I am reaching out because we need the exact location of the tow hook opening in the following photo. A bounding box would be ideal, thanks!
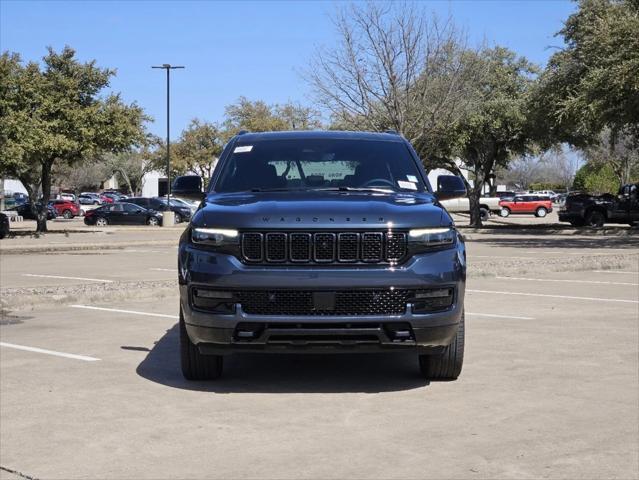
[383,323,415,342]
[234,322,264,341]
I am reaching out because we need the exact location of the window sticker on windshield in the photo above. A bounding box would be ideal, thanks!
[406,175,418,183]
[234,145,253,153]
[397,180,417,190]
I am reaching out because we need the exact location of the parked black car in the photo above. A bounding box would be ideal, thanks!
[83,202,163,226]
[175,130,467,381]
[0,213,9,239]
[558,184,639,227]
[127,197,192,223]
[14,203,57,220]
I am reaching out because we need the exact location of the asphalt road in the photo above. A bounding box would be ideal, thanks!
[1,228,638,479]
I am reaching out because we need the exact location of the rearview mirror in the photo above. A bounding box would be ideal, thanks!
[172,175,204,201]
[435,175,466,201]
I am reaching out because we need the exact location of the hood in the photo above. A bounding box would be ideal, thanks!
[192,191,449,230]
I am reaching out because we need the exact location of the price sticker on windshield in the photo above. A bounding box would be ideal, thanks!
[397,180,417,190]
[234,145,253,153]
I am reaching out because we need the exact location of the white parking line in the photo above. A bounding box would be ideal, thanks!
[472,255,532,260]
[22,274,113,283]
[0,342,100,362]
[496,276,638,286]
[149,268,177,272]
[70,305,178,319]
[466,312,534,320]
[593,270,639,275]
[467,289,638,304]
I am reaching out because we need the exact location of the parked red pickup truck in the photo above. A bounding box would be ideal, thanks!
[499,195,553,218]
[49,199,82,219]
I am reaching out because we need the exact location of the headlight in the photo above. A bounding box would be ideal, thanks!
[191,227,239,247]
[408,227,456,249]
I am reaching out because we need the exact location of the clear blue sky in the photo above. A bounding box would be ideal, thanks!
[1,0,576,138]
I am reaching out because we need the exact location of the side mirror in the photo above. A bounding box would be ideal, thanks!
[172,175,204,201]
[435,175,466,201]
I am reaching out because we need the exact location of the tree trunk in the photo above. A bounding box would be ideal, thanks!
[467,165,486,228]
[37,162,53,233]
[468,185,483,228]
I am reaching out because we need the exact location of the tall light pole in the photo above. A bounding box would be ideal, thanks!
[151,64,184,206]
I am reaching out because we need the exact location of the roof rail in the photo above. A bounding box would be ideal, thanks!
[237,130,249,135]
[385,129,399,135]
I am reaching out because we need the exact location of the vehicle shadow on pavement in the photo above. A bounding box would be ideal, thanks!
[134,324,430,393]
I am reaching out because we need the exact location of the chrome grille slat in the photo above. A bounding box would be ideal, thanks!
[240,231,407,264]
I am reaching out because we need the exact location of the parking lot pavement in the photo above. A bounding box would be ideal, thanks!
[1,264,638,479]
[0,249,178,288]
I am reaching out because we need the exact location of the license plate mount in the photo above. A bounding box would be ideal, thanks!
[313,292,336,311]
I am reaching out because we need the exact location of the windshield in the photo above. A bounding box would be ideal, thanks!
[214,138,426,193]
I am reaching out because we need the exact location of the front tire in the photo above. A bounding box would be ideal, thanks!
[174,213,182,224]
[479,207,489,222]
[419,311,464,380]
[535,207,547,218]
[95,217,108,227]
[147,216,159,226]
[499,207,510,217]
[62,209,73,219]
[586,210,605,228]
[180,307,223,380]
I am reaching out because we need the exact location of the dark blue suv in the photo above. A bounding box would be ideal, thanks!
[176,131,467,380]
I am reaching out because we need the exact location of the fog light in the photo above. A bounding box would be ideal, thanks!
[192,289,236,313]
[415,288,452,299]
[412,288,454,313]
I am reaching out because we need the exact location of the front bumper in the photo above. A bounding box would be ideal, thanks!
[178,242,466,354]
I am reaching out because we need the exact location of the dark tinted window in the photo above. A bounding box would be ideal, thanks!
[129,198,150,207]
[123,203,142,212]
[215,138,425,193]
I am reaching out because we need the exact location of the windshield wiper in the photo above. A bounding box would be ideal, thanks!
[250,187,299,192]
[314,186,395,194]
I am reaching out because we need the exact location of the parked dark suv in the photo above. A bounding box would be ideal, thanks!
[176,131,467,381]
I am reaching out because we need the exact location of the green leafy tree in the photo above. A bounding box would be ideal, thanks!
[223,97,321,138]
[573,162,619,194]
[582,129,639,185]
[454,47,539,226]
[530,0,639,146]
[172,119,225,185]
[0,47,147,232]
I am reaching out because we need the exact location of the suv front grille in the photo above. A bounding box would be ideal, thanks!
[240,231,407,264]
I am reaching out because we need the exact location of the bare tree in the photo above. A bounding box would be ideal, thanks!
[502,155,542,191]
[306,2,485,165]
[538,148,582,190]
